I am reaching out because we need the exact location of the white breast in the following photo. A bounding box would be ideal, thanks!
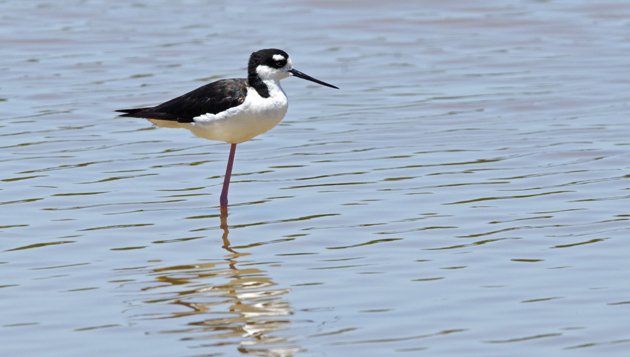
[189,80,288,144]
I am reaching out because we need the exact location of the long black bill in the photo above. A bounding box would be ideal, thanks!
[289,69,338,89]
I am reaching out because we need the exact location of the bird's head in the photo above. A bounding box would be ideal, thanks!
[248,48,338,89]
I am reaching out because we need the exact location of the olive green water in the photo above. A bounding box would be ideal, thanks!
[2,1,630,356]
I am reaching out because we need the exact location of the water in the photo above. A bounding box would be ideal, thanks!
[2,0,630,355]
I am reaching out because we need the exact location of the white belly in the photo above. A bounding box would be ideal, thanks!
[189,84,288,144]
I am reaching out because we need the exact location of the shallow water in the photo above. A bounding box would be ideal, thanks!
[2,0,630,356]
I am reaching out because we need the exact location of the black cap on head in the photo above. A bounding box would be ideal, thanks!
[249,48,289,73]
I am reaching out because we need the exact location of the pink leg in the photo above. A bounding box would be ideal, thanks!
[220,143,237,207]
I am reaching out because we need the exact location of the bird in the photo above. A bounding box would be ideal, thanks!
[116,48,338,209]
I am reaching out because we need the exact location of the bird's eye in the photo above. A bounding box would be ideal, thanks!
[274,59,286,68]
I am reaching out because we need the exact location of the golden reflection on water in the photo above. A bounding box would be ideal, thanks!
[138,209,299,356]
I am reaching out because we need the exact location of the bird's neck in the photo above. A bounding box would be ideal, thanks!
[248,74,284,99]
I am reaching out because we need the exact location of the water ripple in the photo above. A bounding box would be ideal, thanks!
[2,0,630,356]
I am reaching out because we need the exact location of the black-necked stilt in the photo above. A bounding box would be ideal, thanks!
[117,48,338,208]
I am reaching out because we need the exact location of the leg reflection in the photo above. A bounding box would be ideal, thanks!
[220,205,237,254]
[126,209,299,355]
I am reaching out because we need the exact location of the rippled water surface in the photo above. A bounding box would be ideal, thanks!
[2,0,630,356]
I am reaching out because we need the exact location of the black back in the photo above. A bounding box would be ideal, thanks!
[117,78,248,123]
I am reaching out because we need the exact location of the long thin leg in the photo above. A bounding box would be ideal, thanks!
[220,143,237,208]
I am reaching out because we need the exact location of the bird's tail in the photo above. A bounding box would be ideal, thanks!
[115,108,151,117]
[116,107,184,122]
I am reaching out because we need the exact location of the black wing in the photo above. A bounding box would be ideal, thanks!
[116,78,248,123]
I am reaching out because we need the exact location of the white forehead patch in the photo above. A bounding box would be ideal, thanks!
[272,54,286,61]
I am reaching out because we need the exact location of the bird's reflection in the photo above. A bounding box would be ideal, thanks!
[220,205,236,254]
[135,207,298,356]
